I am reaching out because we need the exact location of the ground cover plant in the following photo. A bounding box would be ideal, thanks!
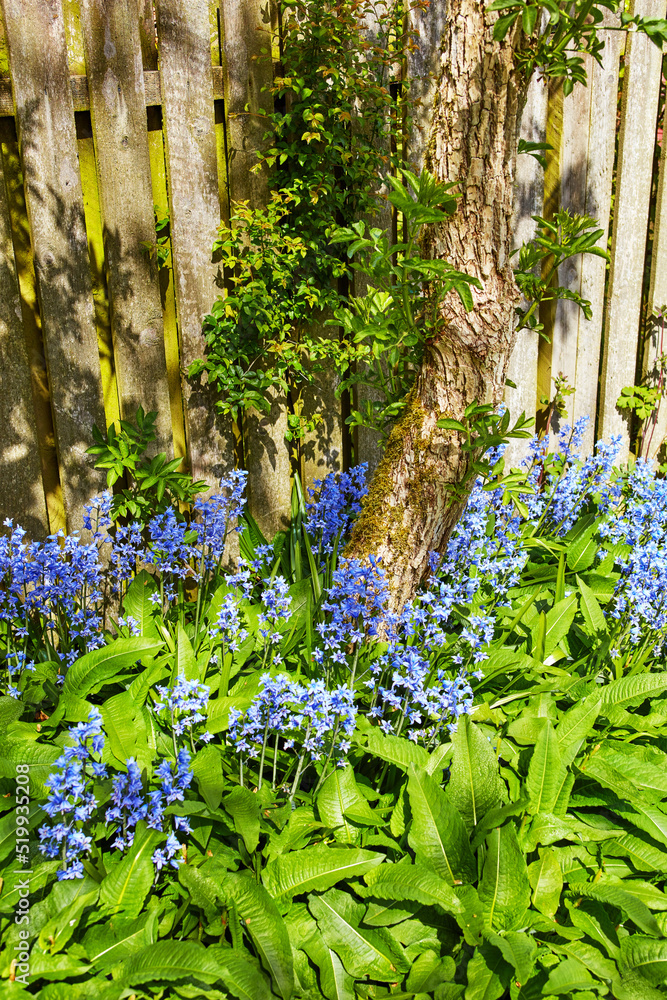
[4,420,667,997]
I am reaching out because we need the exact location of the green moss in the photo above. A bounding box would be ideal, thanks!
[345,386,432,560]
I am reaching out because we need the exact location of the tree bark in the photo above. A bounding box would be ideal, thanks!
[345,0,529,608]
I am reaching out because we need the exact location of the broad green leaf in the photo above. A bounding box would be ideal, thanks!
[120,940,271,998]
[100,690,151,770]
[223,786,261,853]
[620,936,667,987]
[612,971,665,999]
[0,696,23,727]
[122,570,160,638]
[526,721,566,814]
[179,863,223,918]
[543,595,577,657]
[83,911,157,970]
[486,931,537,985]
[64,637,163,697]
[263,844,383,898]
[406,764,475,884]
[576,576,608,636]
[363,729,429,771]
[447,715,505,832]
[308,888,408,982]
[191,744,225,811]
[556,696,600,766]
[36,877,100,954]
[527,848,563,918]
[302,934,355,1000]
[364,861,463,915]
[464,942,512,1000]
[478,824,530,931]
[206,695,253,734]
[543,957,596,995]
[600,673,667,714]
[567,883,661,936]
[177,622,199,681]
[565,898,620,958]
[99,828,163,917]
[406,950,456,993]
[567,524,599,572]
[603,833,667,874]
[317,763,376,843]
[221,873,293,1000]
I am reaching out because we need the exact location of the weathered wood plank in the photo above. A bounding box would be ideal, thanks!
[406,0,447,172]
[221,0,291,534]
[644,85,667,459]
[505,73,547,467]
[2,0,106,531]
[551,14,621,457]
[0,118,65,533]
[137,0,158,70]
[301,315,344,490]
[598,0,665,459]
[80,0,172,454]
[155,0,237,494]
[0,139,49,537]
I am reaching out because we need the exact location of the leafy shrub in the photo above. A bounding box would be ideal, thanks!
[4,422,667,996]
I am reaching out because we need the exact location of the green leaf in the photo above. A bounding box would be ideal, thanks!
[620,936,667,987]
[317,763,376,842]
[83,911,157,970]
[464,942,512,1000]
[120,941,272,998]
[100,690,151,770]
[302,934,356,1000]
[64,638,163,697]
[600,673,667,714]
[122,570,160,638]
[363,860,463,915]
[556,696,600,766]
[263,844,383,898]
[177,622,199,681]
[478,824,531,931]
[221,873,294,1000]
[99,827,163,917]
[576,576,608,635]
[447,715,505,832]
[224,786,261,853]
[191,744,225,811]
[543,957,596,995]
[406,951,456,994]
[544,595,577,657]
[567,883,661,937]
[363,729,429,771]
[308,888,408,982]
[526,721,567,815]
[527,848,563,918]
[486,931,537,985]
[406,764,476,885]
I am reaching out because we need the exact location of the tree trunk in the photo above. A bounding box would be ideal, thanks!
[345,1,529,608]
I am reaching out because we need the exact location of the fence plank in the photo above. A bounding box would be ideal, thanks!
[221,0,292,535]
[551,16,621,457]
[301,316,344,490]
[505,74,547,467]
[137,0,158,70]
[155,0,237,494]
[644,93,667,460]
[80,0,173,454]
[598,0,665,459]
[2,0,106,531]
[0,142,49,537]
[406,0,448,172]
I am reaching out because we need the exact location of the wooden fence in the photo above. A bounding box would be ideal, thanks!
[0,0,666,543]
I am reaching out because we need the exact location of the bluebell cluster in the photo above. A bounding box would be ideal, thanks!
[39,707,195,879]
[0,473,250,697]
[228,673,357,775]
[38,708,107,880]
[209,592,249,654]
[154,673,212,743]
[258,576,292,662]
[306,464,368,554]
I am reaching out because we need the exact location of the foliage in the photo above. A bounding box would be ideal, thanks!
[86,407,208,524]
[328,169,481,439]
[141,205,172,271]
[189,0,417,441]
[489,0,667,95]
[512,209,609,341]
[6,422,667,994]
[617,384,662,422]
